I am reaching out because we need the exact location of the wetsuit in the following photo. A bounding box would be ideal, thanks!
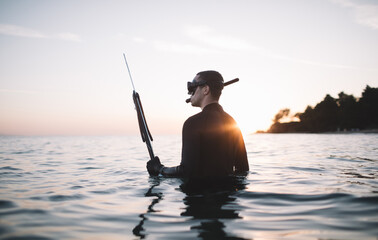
[161,103,249,177]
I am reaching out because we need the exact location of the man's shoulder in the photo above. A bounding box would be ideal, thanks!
[223,110,237,123]
[184,111,204,127]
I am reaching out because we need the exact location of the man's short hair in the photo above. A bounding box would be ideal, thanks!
[197,70,224,100]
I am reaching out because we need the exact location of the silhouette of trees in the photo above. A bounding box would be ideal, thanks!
[268,108,299,133]
[359,85,378,129]
[337,92,359,130]
[267,85,378,133]
[273,108,290,123]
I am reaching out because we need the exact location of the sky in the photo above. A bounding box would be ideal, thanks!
[0,0,377,136]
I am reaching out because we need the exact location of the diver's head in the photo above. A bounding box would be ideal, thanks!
[187,71,223,108]
[195,70,224,101]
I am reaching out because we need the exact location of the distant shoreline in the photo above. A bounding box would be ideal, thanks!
[255,128,378,134]
[264,86,378,134]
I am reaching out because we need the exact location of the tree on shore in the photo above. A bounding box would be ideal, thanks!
[359,86,378,129]
[267,85,378,133]
[273,108,290,123]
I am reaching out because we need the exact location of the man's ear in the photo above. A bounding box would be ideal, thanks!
[203,85,210,95]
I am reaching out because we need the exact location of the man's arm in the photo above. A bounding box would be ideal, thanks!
[178,118,200,177]
[161,118,200,177]
[146,157,184,176]
[160,165,183,176]
[146,117,200,177]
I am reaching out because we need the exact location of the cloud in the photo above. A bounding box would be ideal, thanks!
[132,37,146,43]
[153,40,218,55]
[272,54,365,70]
[148,25,267,55]
[0,89,39,94]
[121,32,214,55]
[183,25,282,58]
[0,24,82,42]
[130,25,265,55]
[56,32,82,42]
[183,25,370,70]
[332,0,378,30]
[0,24,46,38]
[184,25,264,52]
[147,24,371,70]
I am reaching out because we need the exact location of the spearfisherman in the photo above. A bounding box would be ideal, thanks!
[147,70,249,177]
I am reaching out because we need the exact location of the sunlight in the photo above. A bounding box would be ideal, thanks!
[222,90,276,135]
[237,117,269,135]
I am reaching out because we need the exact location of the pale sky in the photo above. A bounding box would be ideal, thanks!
[0,0,377,136]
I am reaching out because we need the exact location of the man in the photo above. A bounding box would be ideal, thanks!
[147,70,249,177]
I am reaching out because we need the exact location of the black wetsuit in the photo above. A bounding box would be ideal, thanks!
[162,103,249,177]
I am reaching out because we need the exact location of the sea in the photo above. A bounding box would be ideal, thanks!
[0,134,377,240]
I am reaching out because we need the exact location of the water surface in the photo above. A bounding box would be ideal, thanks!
[0,134,377,239]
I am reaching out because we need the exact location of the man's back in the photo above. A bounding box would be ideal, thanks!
[181,103,249,177]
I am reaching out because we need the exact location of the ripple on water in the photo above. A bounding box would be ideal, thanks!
[0,167,22,171]
[10,150,35,155]
[288,166,324,172]
[329,154,377,162]
[79,167,102,170]
[249,191,361,203]
[1,235,53,240]
[89,189,117,195]
[0,208,48,217]
[0,200,17,209]
[48,194,87,202]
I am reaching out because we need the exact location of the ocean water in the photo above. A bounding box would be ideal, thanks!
[0,134,377,240]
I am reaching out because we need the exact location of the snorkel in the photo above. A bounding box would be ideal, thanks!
[186,78,240,103]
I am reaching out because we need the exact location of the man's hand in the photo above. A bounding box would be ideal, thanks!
[146,156,164,176]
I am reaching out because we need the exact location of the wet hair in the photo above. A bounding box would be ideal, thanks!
[196,70,224,100]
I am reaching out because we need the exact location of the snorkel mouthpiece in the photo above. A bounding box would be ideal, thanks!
[185,78,239,103]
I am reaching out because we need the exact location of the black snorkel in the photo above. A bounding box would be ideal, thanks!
[186,78,240,103]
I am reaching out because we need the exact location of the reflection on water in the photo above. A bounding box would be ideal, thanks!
[180,177,248,240]
[133,178,162,239]
[134,176,249,239]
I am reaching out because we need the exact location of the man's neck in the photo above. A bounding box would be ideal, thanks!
[200,99,218,110]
